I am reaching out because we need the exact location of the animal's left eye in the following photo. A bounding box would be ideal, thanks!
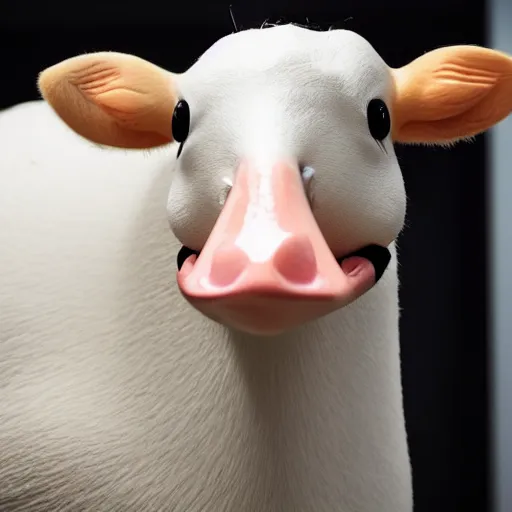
[172,100,190,144]
[366,98,390,142]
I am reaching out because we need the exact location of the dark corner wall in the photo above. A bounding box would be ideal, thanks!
[1,1,489,510]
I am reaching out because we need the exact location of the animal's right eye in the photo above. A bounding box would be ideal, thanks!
[172,100,190,144]
[366,98,390,142]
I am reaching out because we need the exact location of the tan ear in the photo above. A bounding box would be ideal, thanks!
[38,52,178,149]
[391,45,512,144]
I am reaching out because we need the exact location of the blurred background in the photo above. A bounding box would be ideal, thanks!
[1,0,511,510]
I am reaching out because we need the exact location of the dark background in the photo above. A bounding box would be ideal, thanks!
[0,1,489,511]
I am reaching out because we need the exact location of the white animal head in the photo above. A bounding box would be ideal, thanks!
[38,24,512,335]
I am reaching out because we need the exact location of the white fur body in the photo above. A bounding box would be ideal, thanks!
[0,100,412,511]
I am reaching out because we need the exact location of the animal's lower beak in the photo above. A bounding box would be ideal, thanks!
[177,160,385,335]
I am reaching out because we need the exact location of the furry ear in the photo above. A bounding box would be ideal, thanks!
[38,52,177,149]
[391,45,512,144]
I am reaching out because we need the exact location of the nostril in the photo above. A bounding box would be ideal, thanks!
[273,235,317,284]
[209,244,249,287]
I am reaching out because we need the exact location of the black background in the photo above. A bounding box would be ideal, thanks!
[0,1,489,510]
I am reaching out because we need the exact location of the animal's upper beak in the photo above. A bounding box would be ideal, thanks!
[177,160,380,335]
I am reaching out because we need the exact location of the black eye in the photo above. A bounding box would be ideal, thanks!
[172,100,190,144]
[367,98,390,142]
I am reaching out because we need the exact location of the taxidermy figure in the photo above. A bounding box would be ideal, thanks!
[1,22,511,512]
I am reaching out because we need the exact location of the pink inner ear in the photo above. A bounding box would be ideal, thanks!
[38,53,176,149]
[391,46,512,142]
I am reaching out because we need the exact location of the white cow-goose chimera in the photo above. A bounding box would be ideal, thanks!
[1,24,511,512]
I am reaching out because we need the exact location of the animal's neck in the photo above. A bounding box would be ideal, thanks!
[201,258,412,511]
[228,248,403,421]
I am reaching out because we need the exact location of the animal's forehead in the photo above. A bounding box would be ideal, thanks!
[184,25,387,84]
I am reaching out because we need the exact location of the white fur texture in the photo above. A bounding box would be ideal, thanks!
[0,25,412,512]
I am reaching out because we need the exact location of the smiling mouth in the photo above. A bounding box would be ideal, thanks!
[177,244,391,284]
